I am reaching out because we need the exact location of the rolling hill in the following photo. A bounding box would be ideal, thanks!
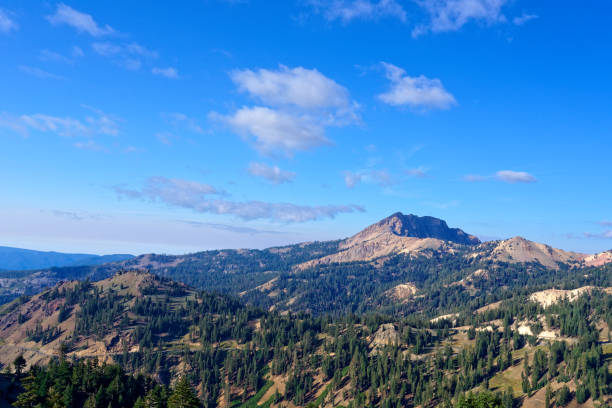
[0,245,133,271]
[0,269,610,407]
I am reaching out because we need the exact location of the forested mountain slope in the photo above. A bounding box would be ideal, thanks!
[0,270,610,407]
[1,213,611,317]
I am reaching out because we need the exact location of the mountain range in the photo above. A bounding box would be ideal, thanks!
[0,246,133,271]
[0,212,610,314]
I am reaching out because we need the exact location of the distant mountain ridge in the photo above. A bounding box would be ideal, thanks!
[0,212,611,313]
[0,246,133,271]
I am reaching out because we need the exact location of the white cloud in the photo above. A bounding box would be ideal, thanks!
[463,170,536,183]
[216,106,329,157]
[307,0,406,23]
[248,162,296,184]
[19,66,65,80]
[343,169,393,188]
[495,170,536,183]
[230,65,350,109]
[513,12,538,26]
[152,67,179,79]
[0,9,18,33]
[47,3,114,36]
[114,176,363,222]
[219,65,357,156]
[162,112,205,134]
[413,0,508,37]
[378,62,456,110]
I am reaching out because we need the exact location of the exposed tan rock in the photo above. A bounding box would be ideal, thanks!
[370,323,400,348]
[583,250,612,267]
[528,286,612,307]
[430,313,459,324]
[474,236,584,269]
[385,283,418,303]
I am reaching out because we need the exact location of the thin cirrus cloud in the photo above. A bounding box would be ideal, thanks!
[378,62,456,110]
[464,170,537,183]
[412,0,509,37]
[161,112,205,134]
[47,3,114,36]
[152,67,179,79]
[19,65,65,80]
[343,169,393,188]
[306,0,407,24]
[91,42,158,71]
[114,176,364,222]
[248,162,296,184]
[0,106,119,139]
[306,0,526,37]
[0,8,18,33]
[405,166,428,178]
[214,65,357,157]
[512,12,538,26]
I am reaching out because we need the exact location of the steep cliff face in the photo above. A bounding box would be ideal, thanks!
[344,213,481,247]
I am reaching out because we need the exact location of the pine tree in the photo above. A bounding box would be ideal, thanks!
[13,370,40,408]
[168,377,200,408]
[13,354,26,376]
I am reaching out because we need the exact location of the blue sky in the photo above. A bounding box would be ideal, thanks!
[1,0,611,255]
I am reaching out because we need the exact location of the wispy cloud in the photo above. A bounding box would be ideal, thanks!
[0,8,18,33]
[47,3,114,36]
[72,45,85,57]
[584,230,612,239]
[39,49,74,64]
[114,176,364,222]
[423,199,459,209]
[179,220,284,235]
[513,12,538,26]
[463,170,537,183]
[162,112,205,134]
[91,42,157,71]
[216,65,357,156]
[248,162,296,184]
[307,0,407,23]
[0,107,119,140]
[19,65,65,80]
[152,67,179,79]
[343,169,393,188]
[405,166,428,178]
[378,62,456,110]
[413,0,508,37]
[495,170,536,183]
[73,140,109,152]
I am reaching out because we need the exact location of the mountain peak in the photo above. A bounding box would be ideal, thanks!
[371,212,481,245]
